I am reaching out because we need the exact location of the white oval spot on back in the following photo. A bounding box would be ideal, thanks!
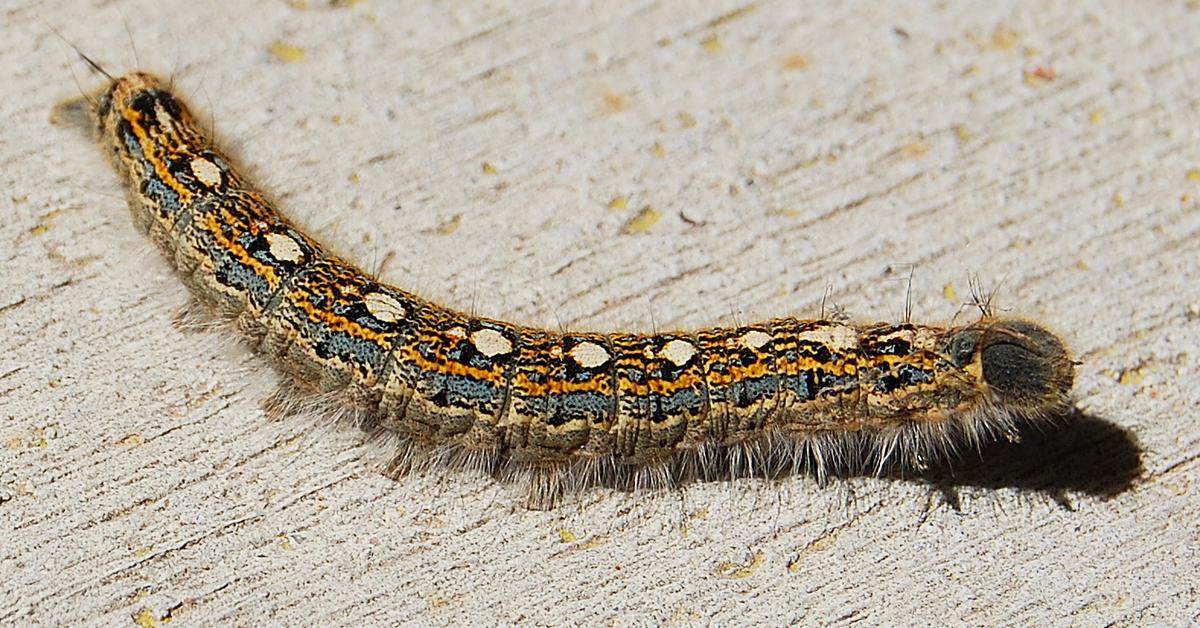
[264,232,304,263]
[659,338,697,367]
[364,292,407,323]
[569,341,610,369]
[471,328,513,357]
[740,329,773,350]
[189,157,222,186]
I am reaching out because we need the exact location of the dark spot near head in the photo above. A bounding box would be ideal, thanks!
[944,330,981,367]
[155,91,184,120]
[124,89,187,128]
[128,91,158,119]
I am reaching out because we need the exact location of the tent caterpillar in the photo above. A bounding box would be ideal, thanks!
[76,71,1075,508]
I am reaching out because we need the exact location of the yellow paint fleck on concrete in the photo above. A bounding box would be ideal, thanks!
[1118,367,1144,386]
[901,141,928,158]
[601,91,631,114]
[28,210,61,236]
[607,196,628,210]
[943,283,958,301]
[707,4,759,28]
[269,42,306,63]
[716,550,765,579]
[1113,193,1126,209]
[991,25,1018,51]
[782,53,809,70]
[651,141,666,157]
[1076,259,1090,271]
[1023,66,1056,87]
[810,532,838,552]
[780,525,843,574]
[133,607,161,628]
[1187,169,1200,182]
[1163,479,1190,497]
[433,215,461,236]
[1090,110,1103,125]
[482,162,498,175]
[700,34,722,53]
[677,112,697,129]
[119,433,144,447]
[558,529,578,543]
[622,206,662,234]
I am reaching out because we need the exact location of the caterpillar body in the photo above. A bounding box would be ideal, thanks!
[81,72,1075,508]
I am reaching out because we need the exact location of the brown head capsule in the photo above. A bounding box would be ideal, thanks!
[941,318,1075,421]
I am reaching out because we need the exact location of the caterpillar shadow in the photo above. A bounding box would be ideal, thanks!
[901,410,1144,508]
[675,409,1142,508]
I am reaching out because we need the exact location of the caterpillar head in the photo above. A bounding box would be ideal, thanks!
[943,318,1075,419]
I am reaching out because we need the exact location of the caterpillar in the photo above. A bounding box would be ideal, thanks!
[73,70,1075,508]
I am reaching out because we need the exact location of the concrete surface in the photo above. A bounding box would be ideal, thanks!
[2,0,1198,625]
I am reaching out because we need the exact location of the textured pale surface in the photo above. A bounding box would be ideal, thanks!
[2,0,1198,625]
